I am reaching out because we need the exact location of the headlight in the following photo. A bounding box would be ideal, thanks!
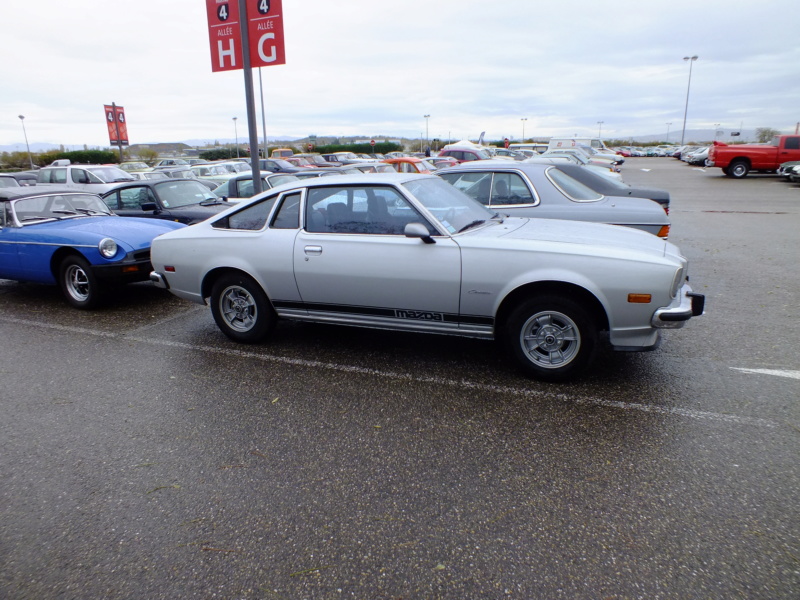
[98,238,118,258]
[670,266,686,298]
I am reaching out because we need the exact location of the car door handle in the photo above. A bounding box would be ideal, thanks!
[304,245,322,256]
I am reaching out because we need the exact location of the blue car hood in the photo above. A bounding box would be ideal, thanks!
[30,216,185,250]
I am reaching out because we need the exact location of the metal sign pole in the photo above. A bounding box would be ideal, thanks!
[238,0,262,194]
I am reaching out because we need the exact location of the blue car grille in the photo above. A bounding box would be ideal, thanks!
[132,248,150,261]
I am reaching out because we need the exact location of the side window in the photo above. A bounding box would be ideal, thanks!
[104,191,120,210]
[439,172,492,205]
[214,180,230,197]
[306,186,426,235]
[490,173,534,205]
[271,193,301,229]
[238,178,255,198]
[215,196,277,230]
[785,137,800,150]
[119,187,148,210]
[71,169,89,184]
[53,169,67,184]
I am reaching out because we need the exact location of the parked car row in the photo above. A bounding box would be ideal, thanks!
[1,151,702,382]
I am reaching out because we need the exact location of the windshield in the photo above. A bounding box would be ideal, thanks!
[12,193,113,224]
[402,177,494,234]
[154,180,218,207]
[87,166,135,182]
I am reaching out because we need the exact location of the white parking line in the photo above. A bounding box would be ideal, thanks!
[0,316,780,429]
[731,367,800,380]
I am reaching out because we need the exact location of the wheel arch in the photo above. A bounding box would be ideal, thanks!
[495,281,609,337]
[50,247,86,279]
[201,266,268,302]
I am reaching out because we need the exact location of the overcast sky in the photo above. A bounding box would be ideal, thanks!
[2,0,799,150]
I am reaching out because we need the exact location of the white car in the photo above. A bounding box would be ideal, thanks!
[149,174,704,382]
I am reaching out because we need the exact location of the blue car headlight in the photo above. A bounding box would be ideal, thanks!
[98,238,118,258]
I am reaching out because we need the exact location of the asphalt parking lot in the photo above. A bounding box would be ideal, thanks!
[1,157,798,599]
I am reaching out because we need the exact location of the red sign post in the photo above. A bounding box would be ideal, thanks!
[206,0,285,72]
[205,0,286,196]
[104,103,128,160]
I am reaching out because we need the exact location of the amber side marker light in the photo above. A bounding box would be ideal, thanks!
[656,225,670,238]
[122,265,141,274]
[628,294,652,304]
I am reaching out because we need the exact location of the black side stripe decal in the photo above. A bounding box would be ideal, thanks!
[272,300,493,326]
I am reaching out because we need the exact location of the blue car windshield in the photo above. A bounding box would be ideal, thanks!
[13,193,113,224]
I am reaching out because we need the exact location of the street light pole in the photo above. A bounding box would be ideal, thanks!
[423,114,430,153]
[597,121,604,139]
[232,117,239,158]
[666,122,672,144]
[680,55,698,146]
[18,115,34,169]
[521,117,528,141]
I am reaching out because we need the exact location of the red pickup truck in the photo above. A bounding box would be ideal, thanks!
[707,135,800,178]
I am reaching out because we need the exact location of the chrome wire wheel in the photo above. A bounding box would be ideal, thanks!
[64,263,91,303]
[59,255,103,309]
[218,284,258,332]
[519,310,581,369]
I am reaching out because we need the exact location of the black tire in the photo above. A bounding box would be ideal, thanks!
[727,159,750,178]
[503,295,598,382]
[209,273,276,343]
[58,255,105,309]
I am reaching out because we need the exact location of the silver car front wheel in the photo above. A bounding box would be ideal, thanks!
[504,296,597,382]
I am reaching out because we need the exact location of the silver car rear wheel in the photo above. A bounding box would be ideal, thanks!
[210,273,275,343]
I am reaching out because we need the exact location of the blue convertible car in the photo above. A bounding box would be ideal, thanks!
[0,187,185,308]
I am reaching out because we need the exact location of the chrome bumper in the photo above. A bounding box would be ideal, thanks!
[651,287,705,329]
[149,271,168,289]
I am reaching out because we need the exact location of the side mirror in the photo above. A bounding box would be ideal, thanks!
[404,222,435,244]
[141,202,158,212]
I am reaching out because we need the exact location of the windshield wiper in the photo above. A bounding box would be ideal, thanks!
[75,208,110,216]
[457,219,486,233]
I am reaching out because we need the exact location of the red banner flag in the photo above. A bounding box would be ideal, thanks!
[104,104,129,146]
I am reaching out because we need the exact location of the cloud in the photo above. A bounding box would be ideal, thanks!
[2,0,798,149]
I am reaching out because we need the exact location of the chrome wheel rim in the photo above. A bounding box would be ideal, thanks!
[64,264,91,303]
[219,285,257,332]
[520,310,581,369]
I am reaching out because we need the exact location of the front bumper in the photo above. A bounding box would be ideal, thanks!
[651,285,705,329]
[150,271,169,289]
[92,258,153,284]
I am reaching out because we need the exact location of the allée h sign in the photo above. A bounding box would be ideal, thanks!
[206,0,286,72]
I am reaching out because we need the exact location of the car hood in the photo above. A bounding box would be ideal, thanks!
[31,216,185,249]
[468,217,671,257]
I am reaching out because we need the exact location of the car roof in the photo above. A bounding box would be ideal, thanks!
[0,187,93,200]
[438,160,550,173]
[269,172,432,191]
